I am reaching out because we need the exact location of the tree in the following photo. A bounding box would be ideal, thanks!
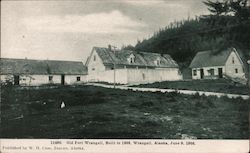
[122,45,135,51]
[229,0,250,21]
[203,0,229,15]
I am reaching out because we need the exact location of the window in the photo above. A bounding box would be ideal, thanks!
[93,55,96,61]
[49,76,53,81]
[130,57,135,63]
[128,54,135,64]
[232,57,235,64]
[235,68,238,73]
[155,58,161,66]
[207,69,214,76]
[193,69,197,76]
[178,70,182,75]
[156,60,160,66]
[142,73,145,80]
[76,77,81,81]
[14,75,20,85]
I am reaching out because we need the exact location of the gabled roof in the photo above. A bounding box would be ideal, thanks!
[0,58,87,75]
[139,52,178,67]
[86,47,179,68]
[189,48,242,68]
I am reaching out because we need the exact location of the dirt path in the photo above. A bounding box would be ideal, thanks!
[86,83,249,100]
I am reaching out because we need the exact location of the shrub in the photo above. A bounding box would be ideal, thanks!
[206,98,216,108]
[95,91,106,97]
[154,91,163,95]
[92,114,113,122]
[88,96,106,104]
[166,91,179,97]
[1,104,11,110]
[195,101,207,109]
[171,104,180,113]
[187,111,199,117]
[141,101,154,107]
[129,103,139,108]
[26,102,48,113]
[167,97,177,102]
[143,120,159,127]
[172,116,182,124]
[192,93,201,99]
[66,100,85,106]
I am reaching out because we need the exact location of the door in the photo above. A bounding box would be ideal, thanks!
[218,68,223,78]
[14,75,20,85]
[61,75,65,85]
[200,69,204,79]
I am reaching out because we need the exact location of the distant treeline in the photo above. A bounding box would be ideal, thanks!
[123,0,250,68]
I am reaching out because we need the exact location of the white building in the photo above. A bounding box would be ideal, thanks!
[85,47,182,84]
[0,58,87,86]
[189,47,246,80]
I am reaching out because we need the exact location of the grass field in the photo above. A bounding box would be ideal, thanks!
[0,85,248,139]
[133,79,249,95]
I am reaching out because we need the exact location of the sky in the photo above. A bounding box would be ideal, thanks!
[1,0,209,62]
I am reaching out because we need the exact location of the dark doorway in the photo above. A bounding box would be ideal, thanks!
[14,75,20,85]
[218,68,223,78]
[200,69,204,79]
[61,75,65,85]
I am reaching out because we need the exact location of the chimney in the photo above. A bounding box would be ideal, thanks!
[108,44,118,54]
[108,44,112,51]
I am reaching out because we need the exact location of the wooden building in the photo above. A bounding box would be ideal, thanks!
[85,47,182,84]
[0,58,87,86]
[189,47,246,80]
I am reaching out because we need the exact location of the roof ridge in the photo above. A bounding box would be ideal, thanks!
[189,48,234,68]
[139,51,161,55]
[94,46,178,68]
[1,58,87,75]
[196,48,233,54]
[0,58,83,63]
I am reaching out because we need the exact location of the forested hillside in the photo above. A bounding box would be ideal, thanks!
[124,0,250,68]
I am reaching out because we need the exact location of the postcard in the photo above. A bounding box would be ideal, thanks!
[1,0,249,153]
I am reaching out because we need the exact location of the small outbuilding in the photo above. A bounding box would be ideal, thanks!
[189,47,246,80]
[0,58,87,86]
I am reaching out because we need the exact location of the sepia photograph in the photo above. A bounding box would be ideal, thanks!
[0,0,250,152]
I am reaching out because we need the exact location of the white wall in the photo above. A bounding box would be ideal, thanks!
[23,75,61,85]
[0,74,59,85]
[192,66,225,79]
[225,51,245,79]
[191,68,200,80]
[86,68,182,84]
[191,51,245,80]
[127,68,182,84]
[87,69,128,84]
[86,48,182,84]
[1,75,14,84]
[64,75,87,84]
[87,49,106,75]
[0,74,87,86]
